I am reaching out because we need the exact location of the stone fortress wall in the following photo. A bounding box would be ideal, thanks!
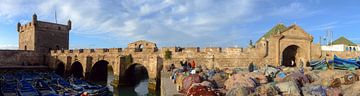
[0,50,43,66]
[2,14,360,87]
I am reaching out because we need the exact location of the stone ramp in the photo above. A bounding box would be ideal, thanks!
[161,72,183,96]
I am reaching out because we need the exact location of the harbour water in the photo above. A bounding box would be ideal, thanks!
[118,80,158,96]
[107,67,116,95]
[107,67,156,96]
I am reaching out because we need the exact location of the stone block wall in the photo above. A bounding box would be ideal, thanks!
[0,50,41,66]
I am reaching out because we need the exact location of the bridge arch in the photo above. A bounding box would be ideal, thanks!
[55,62,65,77]
[89,60,111,83]
[70,61,84,78]
[124,63,149,86]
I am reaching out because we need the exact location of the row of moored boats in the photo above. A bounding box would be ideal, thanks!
[0,71,110,96]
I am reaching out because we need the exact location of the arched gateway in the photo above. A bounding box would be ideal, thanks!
[282,45,300,67]
[257,24,315,67]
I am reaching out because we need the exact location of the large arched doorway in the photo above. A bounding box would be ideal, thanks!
[90,60,110,84]
[70,61,84,78]
[120,63,149,95]
[124,63,149,86]
[55,62,65,77]
[282,45,299,67]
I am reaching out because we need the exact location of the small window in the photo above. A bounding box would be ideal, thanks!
[175,47,184,52]
[104,48,110,52]
[135,44,144,52]
[24,45,27,50]
[58,27,61,30]
[350,47,352,51]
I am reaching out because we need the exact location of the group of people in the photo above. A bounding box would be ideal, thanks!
[169,60,200,83]
[180,60,196,72]
[168,60,197,72]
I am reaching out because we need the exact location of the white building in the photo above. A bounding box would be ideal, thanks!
[321,36,359,52]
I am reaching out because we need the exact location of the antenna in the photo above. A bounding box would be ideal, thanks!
[320,36,322,45]
[54,9,58,23]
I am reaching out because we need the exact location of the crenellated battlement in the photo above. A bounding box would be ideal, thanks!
[50,45,258,56]
[182,47,200,53]
[18,22,35,32]
[160,46,257,54]
[17,14,71,52]
[17,14,71,33]
[51,48,123,54]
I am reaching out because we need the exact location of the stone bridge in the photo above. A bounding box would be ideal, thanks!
[49,40,163,86]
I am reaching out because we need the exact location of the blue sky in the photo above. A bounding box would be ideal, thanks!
[0,0,360,49]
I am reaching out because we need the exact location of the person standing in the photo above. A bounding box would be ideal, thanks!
[191,60,196,69]
[170,63,175,72]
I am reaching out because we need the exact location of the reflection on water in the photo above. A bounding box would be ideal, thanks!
[106,67,156,96]
[107,67,118,96]
[118,80,156,96]
[106,68,156,96]
[107,67,152,96]
[134,79,149,95]
[107,67,114,92]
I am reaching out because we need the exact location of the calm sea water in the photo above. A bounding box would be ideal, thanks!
[107,68,155,96]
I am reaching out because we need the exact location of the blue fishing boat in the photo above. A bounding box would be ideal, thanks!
[57,79,71,88]
[309,59,328,70]
[332,55,360,70]
[3,74,17,82]
[1,83,18,96]
[18,80,39,96]
[0,71,111,96]
[334,55,360,66]
[33,80,56,96]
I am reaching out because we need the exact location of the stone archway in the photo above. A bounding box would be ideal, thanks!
[124,63,149,86]
[90,60,110,83]
[55,62,65,77]
[70,61,84,78]
[282,45,299,67]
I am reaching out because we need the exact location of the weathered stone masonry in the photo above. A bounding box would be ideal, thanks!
[2,15,360,87]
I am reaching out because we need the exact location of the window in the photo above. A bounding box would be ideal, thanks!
[58,27,61,30]
[175,47,183,52]
[24,45,27,50]
[135,44,144,52]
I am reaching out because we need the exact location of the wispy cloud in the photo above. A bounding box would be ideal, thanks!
[0,44,18,50]
[308,21,338,31]
[0,0,321,47]
[269,2,320,19]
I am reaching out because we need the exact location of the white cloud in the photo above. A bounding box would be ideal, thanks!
[0,44,18,50]
[0,0,319,47]
[308,21,338,31]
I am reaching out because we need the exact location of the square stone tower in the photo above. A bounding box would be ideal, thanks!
[17,14,71,53]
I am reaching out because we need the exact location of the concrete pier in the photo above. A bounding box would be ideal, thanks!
[161,72,182,96]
